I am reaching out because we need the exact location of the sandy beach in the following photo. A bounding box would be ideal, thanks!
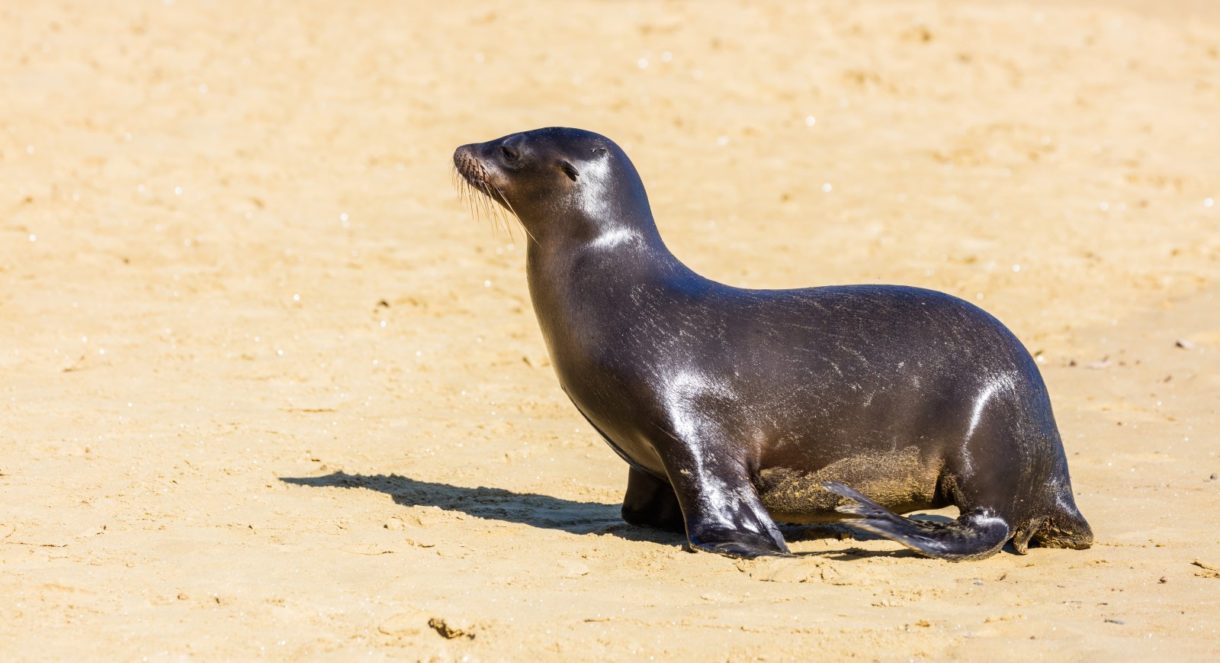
[2,1,1218,659]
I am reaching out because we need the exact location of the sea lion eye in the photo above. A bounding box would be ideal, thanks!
[500,145,520,163]
[558,161,579,181]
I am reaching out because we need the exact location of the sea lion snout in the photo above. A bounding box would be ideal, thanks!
[453,144,501,200]
[452,144,473,172]
[452,143,475,162]
[452,144,483,177]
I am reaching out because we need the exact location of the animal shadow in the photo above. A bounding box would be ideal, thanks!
[279,471,945,558]
[279,471,685,546]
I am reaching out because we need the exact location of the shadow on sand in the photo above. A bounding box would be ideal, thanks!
[280,471,686,546]
[279,471,947,558]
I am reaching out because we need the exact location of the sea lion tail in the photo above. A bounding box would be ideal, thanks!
[822,481,1010,561]
[1028,479,1094,551]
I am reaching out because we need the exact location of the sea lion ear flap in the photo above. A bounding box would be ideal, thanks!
[558,160,579,182]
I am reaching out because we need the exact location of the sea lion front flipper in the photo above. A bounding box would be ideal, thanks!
[823,481,1010,561]
[659,445,790,559]
[683,500,791,559]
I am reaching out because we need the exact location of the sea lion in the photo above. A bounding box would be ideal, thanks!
[452,127,1093,560]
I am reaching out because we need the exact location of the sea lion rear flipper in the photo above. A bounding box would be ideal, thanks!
[823,481,1010,561]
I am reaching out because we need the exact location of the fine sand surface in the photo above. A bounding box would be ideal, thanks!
[2,1,1218,660]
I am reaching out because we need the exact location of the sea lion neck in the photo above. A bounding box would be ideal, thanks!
[522,214,699,353]
[524,215,690,289]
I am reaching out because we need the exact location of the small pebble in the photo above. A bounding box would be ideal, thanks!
[428,616,476,639]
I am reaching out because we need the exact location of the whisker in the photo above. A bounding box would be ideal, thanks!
[452,160,534,244]
[490,183,535,244]
[490,190,512,239]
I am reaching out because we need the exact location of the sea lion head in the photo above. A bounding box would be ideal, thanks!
[453,127,652,244]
